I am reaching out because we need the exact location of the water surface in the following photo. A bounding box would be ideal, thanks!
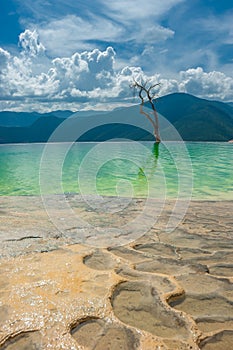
[0,142,232,200]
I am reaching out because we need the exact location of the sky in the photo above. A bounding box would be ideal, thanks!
[0,0,233,112]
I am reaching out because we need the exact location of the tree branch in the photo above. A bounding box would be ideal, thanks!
[132,78,161,142]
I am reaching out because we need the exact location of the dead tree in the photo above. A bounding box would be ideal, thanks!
[132,79,161,143]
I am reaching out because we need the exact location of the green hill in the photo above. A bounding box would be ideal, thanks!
[0,93,233,143]
[155,93,233,141]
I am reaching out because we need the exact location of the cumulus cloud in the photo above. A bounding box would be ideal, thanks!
[23,0,182,58]
[12,0,185,76]
[0,30,233,112]
[0,32,120,109]
[50,46,116,95]
[19,29,45,56]
[179,67,233,101]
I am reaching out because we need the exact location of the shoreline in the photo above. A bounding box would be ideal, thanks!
[1,195,233,257]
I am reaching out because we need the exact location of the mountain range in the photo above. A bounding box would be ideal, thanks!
[0,93,233,143]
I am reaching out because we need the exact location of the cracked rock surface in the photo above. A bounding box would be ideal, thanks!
[0,196,233,349]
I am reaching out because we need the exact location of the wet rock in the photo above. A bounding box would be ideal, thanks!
[0,306,11,324]
[83,250,117,270]
[175,274,233,302]
[108,246,148,263]
[209,264,233,277]
[134,242,177,259]
[115,266,177,294]
[71,318,139,350]
[111,281,190,339]
[136,257,209,275]
[169,294,233,320]
[196,319,233,333]
[199,330,233,349]
[0,331,42,350]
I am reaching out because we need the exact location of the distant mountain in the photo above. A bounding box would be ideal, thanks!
[156,93,233,123]
[0,111,44,127]
[154,93,233,141]
[0,110,73,127]
[0,109,110,127]
[0,93,233,143]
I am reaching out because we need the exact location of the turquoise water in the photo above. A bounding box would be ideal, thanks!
[0,142,232,200]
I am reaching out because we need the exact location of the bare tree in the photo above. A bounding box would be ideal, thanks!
[132,79,161,143]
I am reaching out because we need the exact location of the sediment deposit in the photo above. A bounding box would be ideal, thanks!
[0,196,233,349]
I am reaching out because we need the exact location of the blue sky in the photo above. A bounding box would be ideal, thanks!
[0,0,233,112]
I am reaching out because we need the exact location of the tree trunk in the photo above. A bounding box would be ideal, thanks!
[133,80,161,143]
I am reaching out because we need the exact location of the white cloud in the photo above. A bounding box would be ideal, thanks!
[50,46,116,93]
[19,29,45,57]
[37,12,174,57]
[179,67,233,101]
[0,48,11,68]
[133,24,174,44]
[19,0,181,58]
[12,0,233,86]
[101,0,185,21]
[0,30,233,112]
[38,15,124,56]
[11,0,185,78]
[17,0,185,24]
